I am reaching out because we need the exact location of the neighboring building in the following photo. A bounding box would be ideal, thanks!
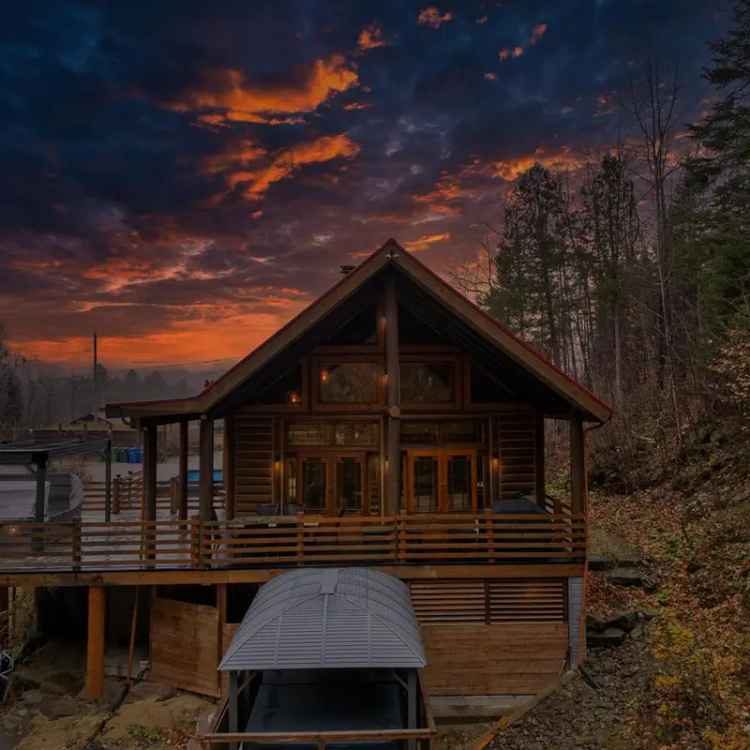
[0,240,610,720]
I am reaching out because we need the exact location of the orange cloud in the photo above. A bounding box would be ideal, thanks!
[499,48,511,61]
[170,54,358,124]
[417,6,454,28]
[512,46,524,58]
[358,23,387,50]
[13,303,309,368]
[403,232,451,252]
[492,146,585,181]
[343,101,371,111]
[484,72,497,81]
[204,139,266,174]
[227,134,360,199]
[530,23,547,45]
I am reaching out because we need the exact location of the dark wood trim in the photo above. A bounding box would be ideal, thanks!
[143,424,157,523]
[223,416,234,520]
[199,417,214,522]
[178,420,189,521]
[385,275,401,514]
[535,413,545,508]
[570,415,585,515]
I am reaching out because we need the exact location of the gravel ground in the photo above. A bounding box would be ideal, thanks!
[488,629,652,750]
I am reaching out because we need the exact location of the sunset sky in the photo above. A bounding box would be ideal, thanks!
[0,1,727,370]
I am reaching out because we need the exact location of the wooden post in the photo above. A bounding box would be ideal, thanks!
[570,415,586,516]
[85,586,106,700]
[178,420,189,521]
[224,415,235,520]
[142,424,157,563]
[228,671,239,738]
[384,275,401,514]
[32,457,47,553]
[72,521,82,570]
[113,475,121,515]
[104,439,112,523]
[199,417,214,522]
[34,457,47,523]
[142,424,157,522]
[535,413,546,509]
[407,670,418,750]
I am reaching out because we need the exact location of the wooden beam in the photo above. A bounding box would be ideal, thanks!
[535,413,545,508]
[34,457,47,523]
[104,440,112,523]
[223,416,235,520]
[142,424,157,523]
[199,417,214,521]
[0,562,587,588]
[178,420,189,521]
[385,274,401,514]
[85,586,106,699]
[570,415,585,516]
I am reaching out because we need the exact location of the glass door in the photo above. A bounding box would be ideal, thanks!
[410,452,440,513]
[336,456,365,514]
[301,457,328,513]
[444,451,476,511]
[407,449,477,513]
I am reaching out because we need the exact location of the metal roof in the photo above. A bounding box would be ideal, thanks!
[0,438,110,465]
[219,568,427,672]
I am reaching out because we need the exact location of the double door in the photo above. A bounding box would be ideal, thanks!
[406,449,477,513]
[296,452,367,515]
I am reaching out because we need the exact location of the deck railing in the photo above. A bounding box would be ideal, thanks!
[0,512,586,573]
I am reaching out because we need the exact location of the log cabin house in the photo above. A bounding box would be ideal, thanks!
[0,239,610,722]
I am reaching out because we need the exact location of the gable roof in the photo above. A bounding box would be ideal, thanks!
[107,239,612,422]
[219,568,426,671]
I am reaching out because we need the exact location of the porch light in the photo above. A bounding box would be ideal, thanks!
[288,391,301,405]
[492,457,500,473]
[320,369,329,383]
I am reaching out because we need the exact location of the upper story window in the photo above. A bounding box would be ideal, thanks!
[401,362,454,403]
[319,362,382,404]
[256,365,303,406]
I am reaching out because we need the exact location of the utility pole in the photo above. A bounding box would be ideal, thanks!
[92,332,98,415]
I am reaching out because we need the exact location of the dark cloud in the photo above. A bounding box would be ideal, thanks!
[0,0,727,366]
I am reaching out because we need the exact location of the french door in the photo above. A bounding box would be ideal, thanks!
[296,453,367,515]
[406,449,477,513]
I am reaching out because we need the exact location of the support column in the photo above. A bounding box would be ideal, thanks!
[407,670,418,750]
[142,424,157,522]
[104,439,112,523]
[535,413,545,509]
[85,586,106,700]
[570,415,586,516]
[34,457,47,523]
[228,671,239,733]
[178,420,189,520]
[199,416,214,521]
[223,416,235,520]
[384,275,401,514]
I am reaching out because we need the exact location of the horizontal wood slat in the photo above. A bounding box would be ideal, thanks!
[0,512,585,572]
[421,622,567,698]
